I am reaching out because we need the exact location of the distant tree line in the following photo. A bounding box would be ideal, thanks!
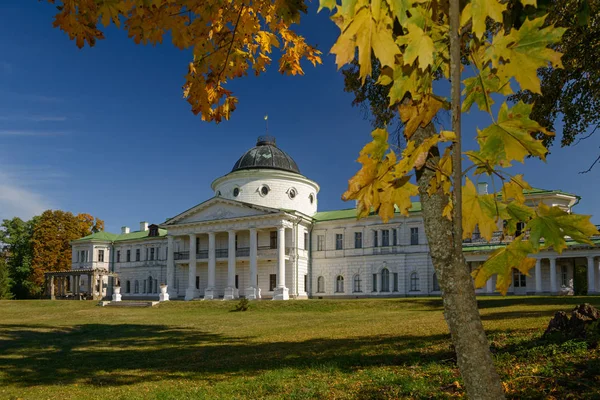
[0,211,104,299]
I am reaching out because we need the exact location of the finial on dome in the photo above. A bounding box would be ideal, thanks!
[257,135,276,146]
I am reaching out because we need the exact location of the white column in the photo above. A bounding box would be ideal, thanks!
[273,225,289,300]
[535,259,542,294]
[224,230,238,300]
[166,236,175,297]
[204,232,216,300]
[246,228,259,299]
[185,234,197,301]
[549,257,557,294]
[587,256,596,294]
[486,275,494,294]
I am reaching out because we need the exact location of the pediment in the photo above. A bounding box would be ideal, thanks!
[164,198,280,225]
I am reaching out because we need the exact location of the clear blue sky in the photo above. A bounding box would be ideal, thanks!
[0,1,598,233]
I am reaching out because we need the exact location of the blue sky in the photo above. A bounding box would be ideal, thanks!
[0,1,598,233]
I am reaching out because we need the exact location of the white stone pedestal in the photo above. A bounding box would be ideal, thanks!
[273,287,289,300]
[203,287,216,300]
[185,288,198,301]
[245,286,261,300]
[159,285,170,302]
[223,287,239,300]
[112,286,122,302]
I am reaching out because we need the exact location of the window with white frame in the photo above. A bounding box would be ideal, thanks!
[134,280,139,293]
[353,274,362,292]
[393,272,398,292]
[126,280,131,293]
[560,265,568,286]
[335,234,343,250]
[269,274,277,291]
[381,268,390,292]
[336,275,344,293]
[135,249,141,262]
[317,235,325,251]
[382,230,390,247]
[393,229,397,246]
[372,273,377,292]
[373,231,378,247]
[354,232,362,249]
[410,227,419,245]
[317,276,325,293]
[410,272,420,291]
[126,250,131,262]
[98,250,104,262]
[117,250,121,262]
[150,248,155,261]
[513,270,526,287]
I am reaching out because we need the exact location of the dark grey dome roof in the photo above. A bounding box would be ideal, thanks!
[231,136,300,174]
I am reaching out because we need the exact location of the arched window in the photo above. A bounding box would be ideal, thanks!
[317,276,325,293]
[432,273,440,291]
[126,280,131,293]
[381,268,390,292]
[336,275,344,293]
[410,272,420,291]
[353,274,362,292]
[134,280,139,294]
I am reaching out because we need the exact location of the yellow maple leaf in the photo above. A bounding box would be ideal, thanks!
[460,0,506,39]
[398,96,444,138]
[396,23,435,70]
[501,174,531,204]
[462,178,499,242]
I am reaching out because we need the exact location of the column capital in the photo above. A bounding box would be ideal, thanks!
[228,229,237,235]
[188,233,196,239]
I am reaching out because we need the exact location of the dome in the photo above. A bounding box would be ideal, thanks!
[231,135,300,174]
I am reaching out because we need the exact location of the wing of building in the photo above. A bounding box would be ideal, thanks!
[67,135,600,300]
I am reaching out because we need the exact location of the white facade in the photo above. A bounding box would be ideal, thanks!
[70,136,600,300]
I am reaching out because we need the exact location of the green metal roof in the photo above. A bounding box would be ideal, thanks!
[313,202,422,222]
[496,187,579,199]
[463,235,600,253]
[72,228,168,243]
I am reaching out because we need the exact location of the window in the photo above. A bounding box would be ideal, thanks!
[354,232,362,249]
[335,234,343,250]
[80,250,85,262]
[433,273,440,291]
[154,280,158,293]
[393,273,398,292]
[126,280,130,293]
[269,274,277,291]
[126,250,131,262]
[372,274,377,292]
[98,250,104,262]
[270,231,278,249]
[373,231,378,247]
[317,235,325,251]
[336,276,344,293]
[143,280,147,293]
[309,193,314,204]
[235,275,239,289]
[410,227,419,245]
[561,266,568,286]
[393,229,397,246]
[135,249,140,261]
[304,274,308,292]
[233,187,240,197]
[382,230,390,247]
[410,272,420,291]
[513,270,526,287]
[196,276,200,289]
[150,248,155,261]
[117,250,121,263]
[515,221,525,237]
[353,274,362,292]
[259,185,270,197]
[304,232,309,250]
[148,276,153,293]
[381,268,390,292]
[317,276,325,293]
[146,248,148,260]
[288,187,297,199]
[149,224,159,237]
[134,280,139,293]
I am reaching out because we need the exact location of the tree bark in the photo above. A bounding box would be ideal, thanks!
[413,124,505,400]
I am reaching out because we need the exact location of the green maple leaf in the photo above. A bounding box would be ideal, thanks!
[485,16,567,93]
[476,101,553,164]
[472,237,537,295]
[527,202,600,253]
[397,23,435,70]
[387,0,410,24]
[462,67,512,113]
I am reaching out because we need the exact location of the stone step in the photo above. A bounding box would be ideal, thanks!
[99,301,159,307]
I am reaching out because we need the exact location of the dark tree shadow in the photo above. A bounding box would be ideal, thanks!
[0,323,453,388]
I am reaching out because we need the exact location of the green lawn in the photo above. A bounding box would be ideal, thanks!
[1,297,599,399]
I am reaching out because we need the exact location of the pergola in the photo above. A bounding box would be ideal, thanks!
[44,268,117,301]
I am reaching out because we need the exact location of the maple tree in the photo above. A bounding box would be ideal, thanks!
[43,0,600,397]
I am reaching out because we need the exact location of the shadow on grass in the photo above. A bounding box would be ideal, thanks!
[480,310,559,321]
[0,323,453,388]
[476,296,600,309]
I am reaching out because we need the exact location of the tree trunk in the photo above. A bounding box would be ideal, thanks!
[413,123,505,399]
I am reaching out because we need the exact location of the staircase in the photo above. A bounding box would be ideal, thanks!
[99,301,159,307]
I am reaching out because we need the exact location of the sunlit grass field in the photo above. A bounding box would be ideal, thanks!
[1,297,599,399]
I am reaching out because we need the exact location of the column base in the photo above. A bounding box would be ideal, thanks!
[203,287,216,300]
[223,287,239,300]
[112,294,122,302]
[245,287,261,300]
[185,288,199,301]
[159,293,170,302]
[272,287,289,301]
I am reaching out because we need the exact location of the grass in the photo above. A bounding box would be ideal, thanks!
[1,296,599,399]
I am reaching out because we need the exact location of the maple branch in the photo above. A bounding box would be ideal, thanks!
[579,150,600,174]
[217,4,245,82]
[573,123,599,145]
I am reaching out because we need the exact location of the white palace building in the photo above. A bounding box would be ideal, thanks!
[68,136,600,300]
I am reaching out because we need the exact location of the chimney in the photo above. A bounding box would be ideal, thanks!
[121,226,130,234]
[477,182,488,195]
[140,221,149,232]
